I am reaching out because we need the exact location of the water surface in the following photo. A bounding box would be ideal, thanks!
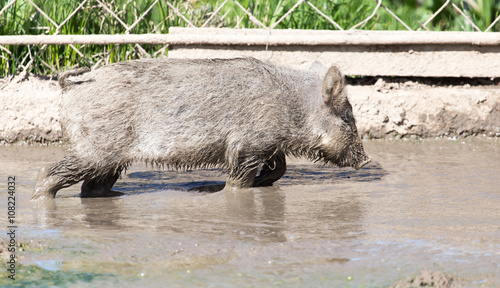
[0,138,499,287]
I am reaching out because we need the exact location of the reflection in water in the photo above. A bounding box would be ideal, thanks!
[29,166,371,243]
[310,194,364,240]
[31,197,57,229]
[224,186,287,242]
[31,196,127,231]
[31,186,290,242]
[80,198,126,230]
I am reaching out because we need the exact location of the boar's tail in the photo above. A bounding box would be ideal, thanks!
[58,67,91,89]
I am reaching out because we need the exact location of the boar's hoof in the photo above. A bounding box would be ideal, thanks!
[80,174,123,198]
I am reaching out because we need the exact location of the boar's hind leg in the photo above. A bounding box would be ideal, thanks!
[81,171,124,198]
[32,155,88,200]
[254,151,286,187]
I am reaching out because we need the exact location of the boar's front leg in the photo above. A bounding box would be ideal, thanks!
[254,151,286,187]
[225,168,259,188]
[81,171,124,198]
[32,155,88,199]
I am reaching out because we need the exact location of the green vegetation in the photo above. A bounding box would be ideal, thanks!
[0,264,118,287]
[1,0,499,76]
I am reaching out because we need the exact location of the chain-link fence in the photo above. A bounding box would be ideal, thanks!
[1,0,500,77]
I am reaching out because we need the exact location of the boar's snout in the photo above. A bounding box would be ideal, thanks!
[354,154,371,170]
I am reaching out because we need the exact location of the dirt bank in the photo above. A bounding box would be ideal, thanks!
[351,78,500,138]
[1,76,62,143]
[1,75,499,143]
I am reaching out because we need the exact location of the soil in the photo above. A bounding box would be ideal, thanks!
[1,75,62,144]
[391,270,456,288]
[1,74,499,143]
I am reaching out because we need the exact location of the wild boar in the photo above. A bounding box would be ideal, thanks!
[32,58,370,199]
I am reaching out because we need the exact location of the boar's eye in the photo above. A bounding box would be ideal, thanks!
[339,109,358,134]
[340,109,354,124]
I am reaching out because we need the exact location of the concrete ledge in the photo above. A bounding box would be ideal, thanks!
[168,28,500,78]
[168,28,500,46]
[0,27,500,46]
[2,29,499,46]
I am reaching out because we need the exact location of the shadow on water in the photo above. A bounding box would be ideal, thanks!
[279,161,388,185]
[113,160,388,195]
[115,179,227,195]
[333,161,388,183]
[117,169,226,195]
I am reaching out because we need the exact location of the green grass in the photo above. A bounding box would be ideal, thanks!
[1,0,499,76]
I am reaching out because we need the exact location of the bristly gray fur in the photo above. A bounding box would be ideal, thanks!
[32,57,370,199]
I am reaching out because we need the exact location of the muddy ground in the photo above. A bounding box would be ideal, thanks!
[0,138,499,287]
[0,74,499,143]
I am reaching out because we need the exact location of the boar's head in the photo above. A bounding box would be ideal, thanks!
[310,66,371,170]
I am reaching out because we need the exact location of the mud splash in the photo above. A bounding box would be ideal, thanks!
[0,138,499,287]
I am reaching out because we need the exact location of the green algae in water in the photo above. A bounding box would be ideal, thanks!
[0,264,119,287]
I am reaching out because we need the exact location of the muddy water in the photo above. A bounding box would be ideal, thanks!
[0,138,499,287]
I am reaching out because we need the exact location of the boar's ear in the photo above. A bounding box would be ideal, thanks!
[322,66,345,105]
